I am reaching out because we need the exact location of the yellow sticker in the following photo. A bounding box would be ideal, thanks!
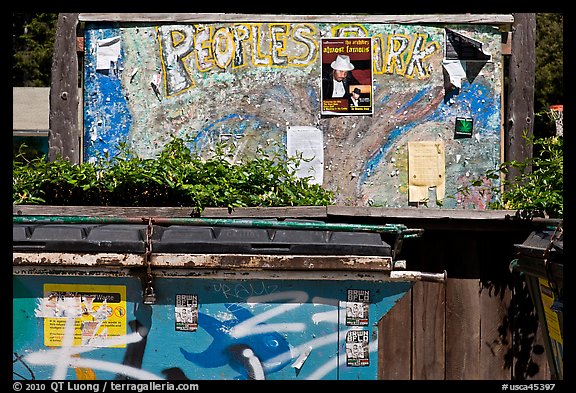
[39,284,127,348]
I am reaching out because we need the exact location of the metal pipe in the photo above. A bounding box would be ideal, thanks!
[390,270,447,283]
[13,215,423,237]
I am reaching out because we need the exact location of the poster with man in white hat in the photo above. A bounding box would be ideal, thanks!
[321,38,373,115]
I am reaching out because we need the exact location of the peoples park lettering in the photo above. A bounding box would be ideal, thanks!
[157,24,440,97]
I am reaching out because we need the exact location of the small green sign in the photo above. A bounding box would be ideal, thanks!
[455,117,474,137]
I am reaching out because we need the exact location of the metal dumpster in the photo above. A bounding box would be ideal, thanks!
[510,222,563,380]
[13,215,443,381]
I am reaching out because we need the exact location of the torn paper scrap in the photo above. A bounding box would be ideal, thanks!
[442,60,467,89]
[287,126,324,185]
[96,36,121,71]
[291,346,312,371]
[408,141,446,203]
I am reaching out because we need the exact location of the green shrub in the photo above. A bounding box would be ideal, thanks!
[456,131,563,219]
[13,136,335,212]
[498,134,563,218]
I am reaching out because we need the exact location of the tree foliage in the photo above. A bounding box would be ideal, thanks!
[534,13,563,138]
[12,13,58,87]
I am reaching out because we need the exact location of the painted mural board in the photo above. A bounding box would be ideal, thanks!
[82,21,502,209]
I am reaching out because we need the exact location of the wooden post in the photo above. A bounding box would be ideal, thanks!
[504,13,536,188]
[49,13,80,164]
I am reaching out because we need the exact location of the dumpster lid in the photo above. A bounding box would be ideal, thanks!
[511,223,563,284]
[13,219,394,256]
[514,225,563,261]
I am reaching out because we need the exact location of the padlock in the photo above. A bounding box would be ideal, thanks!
[143,286,157,305]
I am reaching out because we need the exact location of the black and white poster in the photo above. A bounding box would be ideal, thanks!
[175,294,198,332]
[346,329,370,367]
[346,289,370,326]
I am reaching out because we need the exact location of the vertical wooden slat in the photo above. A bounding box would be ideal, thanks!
[504,13,536,187]
[445,278,481,379]
[412,281,446,379]
[480,283,513,379]
[478,233,515,380]
[378,287,412,380]
[49,13,80,164]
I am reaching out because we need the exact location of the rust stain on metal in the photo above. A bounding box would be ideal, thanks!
[12,252,144,267]
[13,252,392,271]
[150,253,392,271]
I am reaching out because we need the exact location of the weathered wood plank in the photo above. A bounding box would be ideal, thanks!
[12,205,328,218]
[412,281,446,379]
[479,234,514,379]
[480,282,513,379]
[327,205,518,220]
[14,204,519,220]
[504,13,536,187]
[522,276,553,380]
[378,285,412,380]
[78,13,514,26]
[16,205,562,226]
[526,325,552,380]
[202,206,328,218]
[445,278,481,379]
[49,13,80,164]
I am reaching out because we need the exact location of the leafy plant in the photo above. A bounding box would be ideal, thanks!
[498,134,563,218]
[13,136,335,212]
[455,129,563,219]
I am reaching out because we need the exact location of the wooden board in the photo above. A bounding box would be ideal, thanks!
[378,284,412,379]
[412,281,445,379]
[445,278,481,379]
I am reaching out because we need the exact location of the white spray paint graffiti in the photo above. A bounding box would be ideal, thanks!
[231,291,308,338]
[23,325,163,380]
[23,287,379,379]
[239,290,377,379]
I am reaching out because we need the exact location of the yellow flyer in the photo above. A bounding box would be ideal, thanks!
[538,278,563,378]
[37,284,127,348]
[538,278,562,343]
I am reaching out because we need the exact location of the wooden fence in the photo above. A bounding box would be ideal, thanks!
[376,218,552,380]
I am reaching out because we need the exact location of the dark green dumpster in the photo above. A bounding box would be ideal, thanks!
[13,215,444,381]
[510,222,563,380]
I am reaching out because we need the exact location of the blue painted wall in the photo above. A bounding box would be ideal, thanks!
[14,274,412,380]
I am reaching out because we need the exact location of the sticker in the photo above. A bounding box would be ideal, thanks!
[445,29,491,61]
[175,294,198,332]
[455,116,474,137]
[346,329,369,367]
[37,284,126,348]
[346,289,370,326]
